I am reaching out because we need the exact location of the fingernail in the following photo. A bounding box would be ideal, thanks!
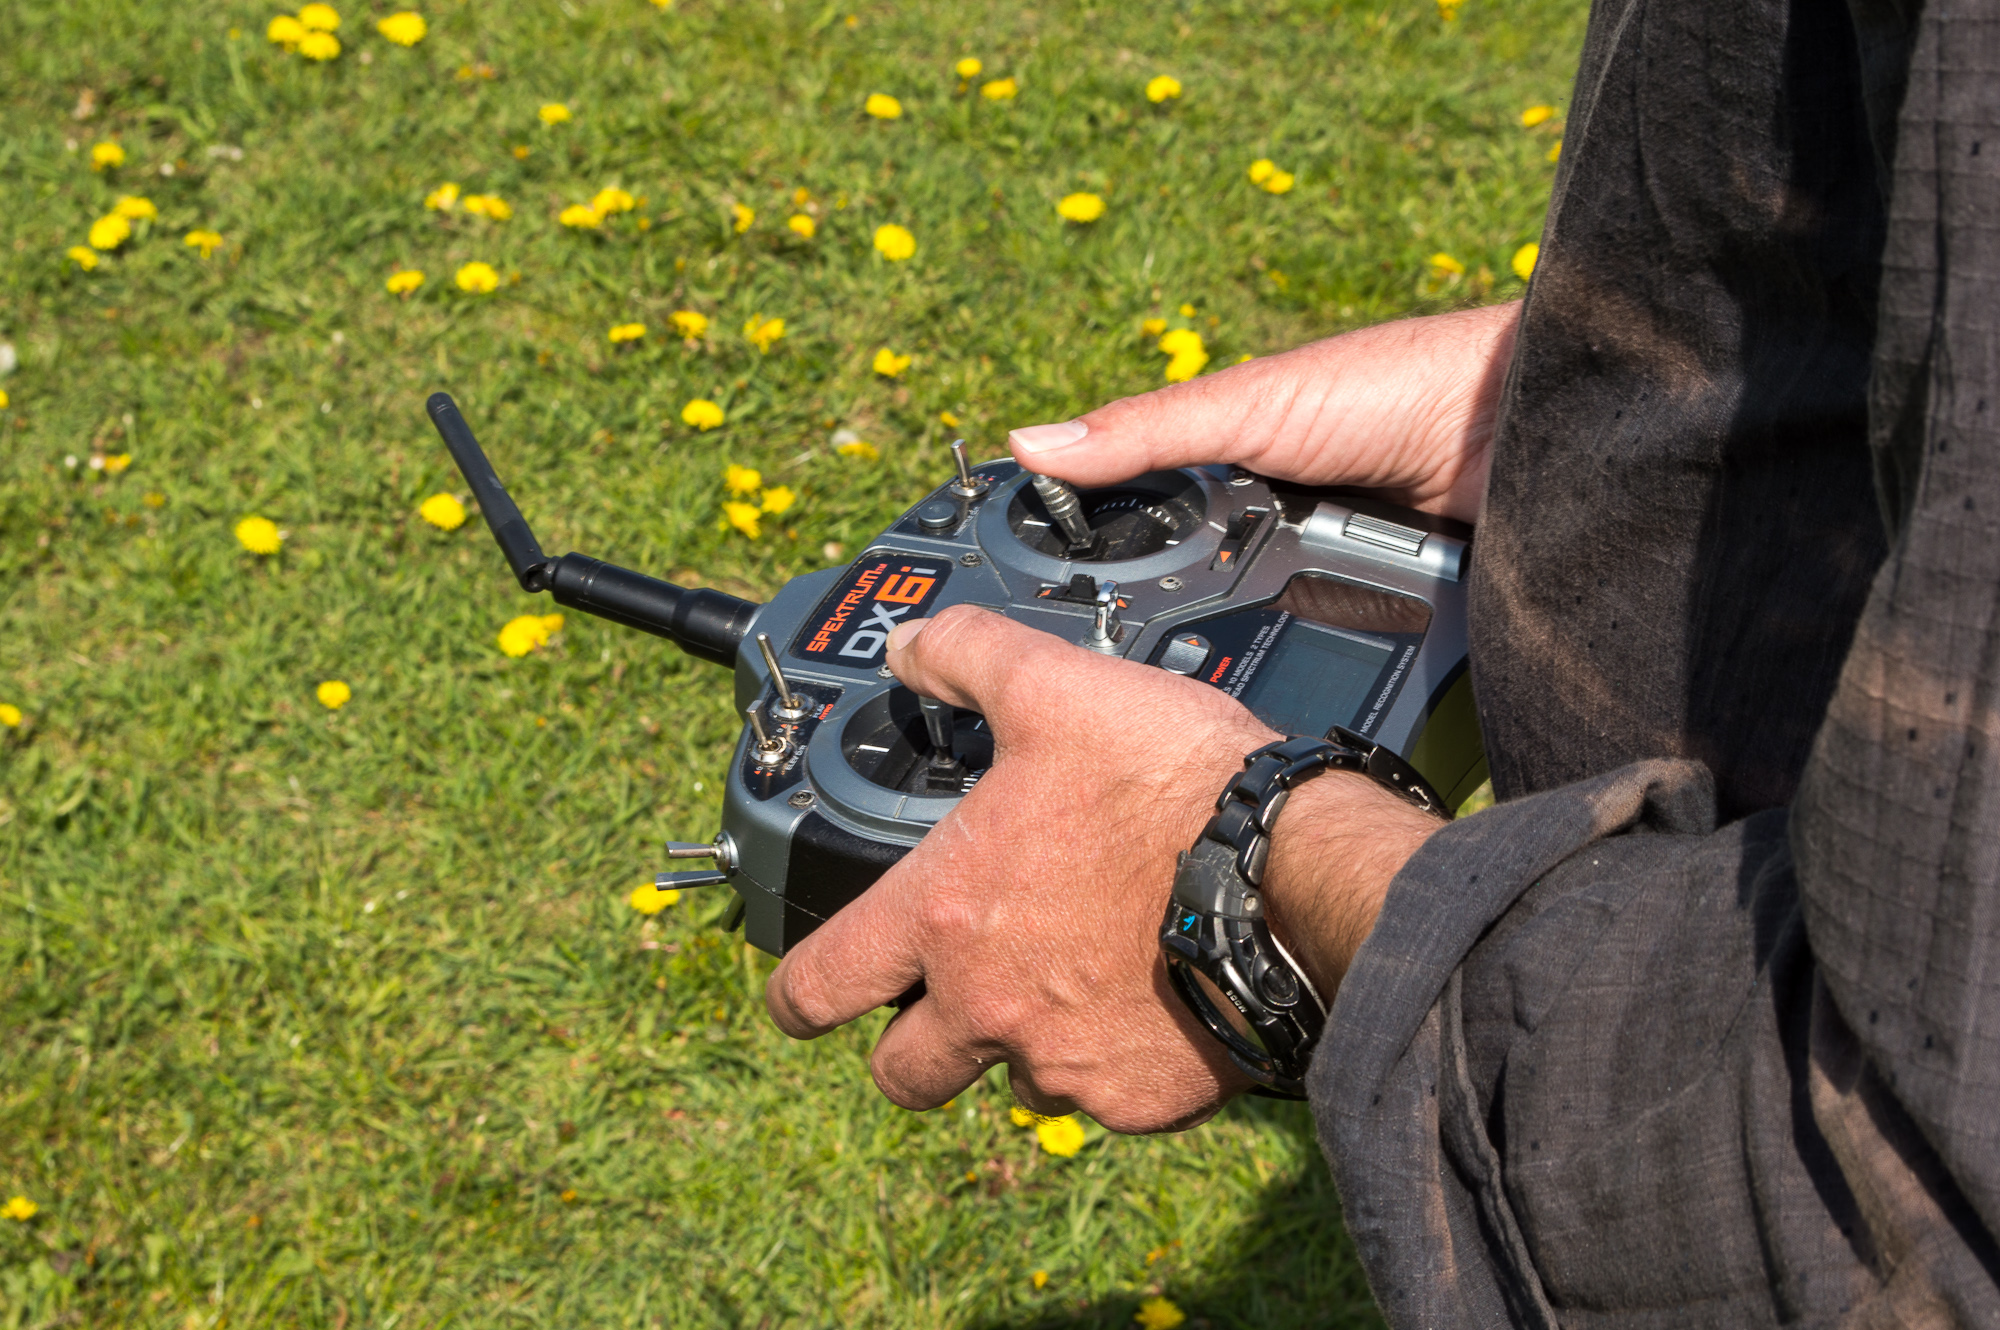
[888,619,927,652]
[1009,419,1088,453]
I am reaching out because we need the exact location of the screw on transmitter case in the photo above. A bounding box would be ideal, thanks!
[428,393,1486,960]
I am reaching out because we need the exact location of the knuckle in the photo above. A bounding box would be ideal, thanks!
[769,962,839,1035]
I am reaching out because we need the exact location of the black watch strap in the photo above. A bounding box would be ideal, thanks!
[1161,728,1446,1098]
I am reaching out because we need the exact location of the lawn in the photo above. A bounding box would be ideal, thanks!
[0,0,1581,1323]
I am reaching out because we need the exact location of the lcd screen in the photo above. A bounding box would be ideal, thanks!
[1238,620,1395,737]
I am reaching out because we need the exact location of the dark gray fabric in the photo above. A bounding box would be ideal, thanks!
[1304,0,2000,1320]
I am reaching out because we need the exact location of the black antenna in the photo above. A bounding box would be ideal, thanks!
[429,393,553,591]
[426,393,760,668]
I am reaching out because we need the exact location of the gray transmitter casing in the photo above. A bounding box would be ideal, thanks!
[720,460,1486,958]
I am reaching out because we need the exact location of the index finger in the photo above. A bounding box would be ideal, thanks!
[764,836,934,1039]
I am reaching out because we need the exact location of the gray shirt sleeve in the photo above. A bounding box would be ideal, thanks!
[1305,0,2000,1322]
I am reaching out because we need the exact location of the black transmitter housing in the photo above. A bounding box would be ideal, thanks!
[428,393,1486,959]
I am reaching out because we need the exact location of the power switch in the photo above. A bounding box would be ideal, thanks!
[1158,632,1212,676]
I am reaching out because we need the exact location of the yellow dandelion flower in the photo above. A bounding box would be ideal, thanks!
[513,144,530,158]
[1437,0,1463,19]
[1247,159,1275,183]
[424,182,460,211]
[608,322,646,344]
[1428,252,1466,276]
[1056,192,1106,223]
[724,464,762,494]
[1134,1297,1186,1330]
[873,223,916,261]
[298,30,341,60]
[629,882,679,914]
[0,391,7,409]
[981,77,1018,100]
[455,261,499,293]
[1511,242,1540,281]
[1031,1270,1049,1290]
[462,194,512,220]
[386,269,425,295]
[1035,1115,1086,1157]
[682,399,725,430]
[103,454,132,474]
[1520,104,1556,127]
[90,141,126,170]
[1009,1106,1036,1127]
[559,204,602,228]
[88,213,132,251]
[1260,169,1295,194]
[955,56,982,79]
[835,439,878,460]
[731,202,755,233]
[1,1197,37,1222]
[235,516,283,555]
[377,10,427,44]
[865,92,903,119]
[316,680,352,710]
[744,315,786,352]
[299,3,340,30]
[1547,139,1562,162]
[67,246,99,271]
[760,485,795,515]
[592,187,636,214]
[722,501,763,539]
[538,102,572,125]
[0,705,21,729]
[497,613,565,657]
[559,1189,579,1203]
[496,617,541,657]
[268,14,306,44]
[873,347,912,377]
[113,195,158,220]
[1179,302,1196,316]
[419,492,466,529]
[787,213,816,238]
[1145,74,1181,102]
[650,0,674,9]
[1159,328,1209,382]
[669,309,709,338]
[184,229,223,258]
[1141,317,1167,336]
[939,410,960,427]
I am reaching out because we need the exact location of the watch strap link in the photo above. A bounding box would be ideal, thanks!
[1162,728,1447,1099]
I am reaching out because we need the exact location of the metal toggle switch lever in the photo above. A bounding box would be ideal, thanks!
[757,632,808,720]
[657,835,736,889]
[1086,579,1124,651]
[745,701,791,767]
[948,440,990,500]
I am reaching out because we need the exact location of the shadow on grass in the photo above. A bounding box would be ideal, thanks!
[975,1098,1386,1330]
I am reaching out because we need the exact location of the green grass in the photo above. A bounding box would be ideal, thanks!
[0,0,1579,1323]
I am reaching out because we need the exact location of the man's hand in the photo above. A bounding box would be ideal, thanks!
[764,607,1439,1133]
[1008,302,1519,524]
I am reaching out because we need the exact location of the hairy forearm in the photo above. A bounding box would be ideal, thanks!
[1259,773,1447,999]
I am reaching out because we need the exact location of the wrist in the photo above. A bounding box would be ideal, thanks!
[1259,770,1443,999]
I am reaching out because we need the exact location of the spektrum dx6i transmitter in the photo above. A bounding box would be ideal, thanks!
[428,393,1485,957]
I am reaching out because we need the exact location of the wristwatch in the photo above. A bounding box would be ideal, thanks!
[1160,727,1445,1099]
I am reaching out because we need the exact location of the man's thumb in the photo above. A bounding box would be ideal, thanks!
[882,604,1080,725]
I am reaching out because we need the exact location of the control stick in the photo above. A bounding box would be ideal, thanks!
[1028,472,1097,554]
